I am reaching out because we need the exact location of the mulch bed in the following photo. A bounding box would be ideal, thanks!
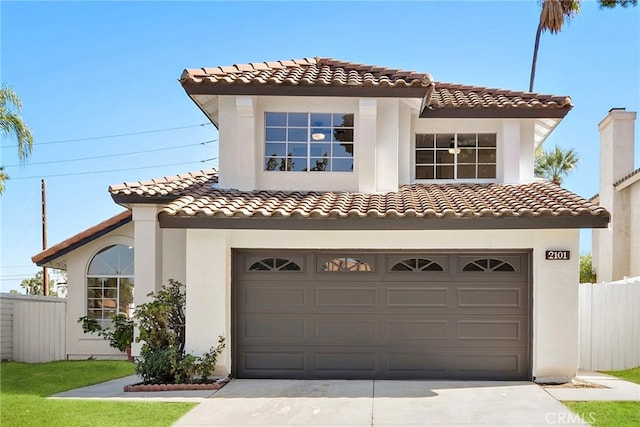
[124,378,229,392]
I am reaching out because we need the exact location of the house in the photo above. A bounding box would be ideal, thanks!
[591,108,639,282]
[33,57,610,382]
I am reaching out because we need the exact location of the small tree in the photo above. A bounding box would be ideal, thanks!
[580,252,597,283]
[78,313,134,354]
[20,271,57,296]
[134,279,225,384]
[534,145,579,185]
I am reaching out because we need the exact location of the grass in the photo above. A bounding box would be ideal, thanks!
[1,360,196,427]
[602,366,640,385]
[565,401,640,426]
[563,366,640,426]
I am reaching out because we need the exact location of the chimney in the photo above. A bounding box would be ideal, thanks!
[595,108,636,281]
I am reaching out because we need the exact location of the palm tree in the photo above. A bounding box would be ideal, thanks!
[534,145,579,184]
[0,83,33,194]
[529,0,581,92]
[0,167,7,194]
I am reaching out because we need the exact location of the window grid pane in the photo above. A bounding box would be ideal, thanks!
[86,244,134,325]
[415,133,496,180]
[265,112,354,172]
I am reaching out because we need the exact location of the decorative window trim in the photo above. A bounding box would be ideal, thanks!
[390,258,445,272]
[415,133,497,181]
[248,257,302,272]
[264,112,354,172]
[318,256,375,272]
[462,258,516,272]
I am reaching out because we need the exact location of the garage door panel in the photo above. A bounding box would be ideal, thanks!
[315,287,377,306]
[242,287,306,307]
[386,320,449,340]
[234,251,530,380]
[386,287,449,307]
[458,288,524,308]
[243,351,306,372]
[315,319,377,339]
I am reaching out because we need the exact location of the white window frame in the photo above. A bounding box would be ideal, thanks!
[264,112,355,172]
[413,132,498,183]
[86,244,134,327]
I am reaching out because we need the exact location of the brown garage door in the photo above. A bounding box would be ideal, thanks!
[234,251,530,380]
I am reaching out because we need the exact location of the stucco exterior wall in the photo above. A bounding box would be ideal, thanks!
[63,223,134,359]
[183,227,580,382]
[593,109,637,281]
[215,95,538,192]
[628,183,640,277]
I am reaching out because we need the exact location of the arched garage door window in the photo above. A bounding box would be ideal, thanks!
[86,244,134,325]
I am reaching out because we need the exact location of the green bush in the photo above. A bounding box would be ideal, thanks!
[78,313,134,353]
[580,252,597,283]
[133,279,225,384]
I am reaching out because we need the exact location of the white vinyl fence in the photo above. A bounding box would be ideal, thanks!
[0,293,66,363]
[579,277,640,371]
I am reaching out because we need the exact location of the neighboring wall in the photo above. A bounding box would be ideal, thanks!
[594,109,637,281]
[0,294,66,363]
[579,277,640,371]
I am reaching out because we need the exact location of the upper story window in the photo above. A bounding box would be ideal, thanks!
[415,133,496,180]
[264,112,354,172]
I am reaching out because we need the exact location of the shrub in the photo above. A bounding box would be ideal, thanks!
[580,252,597,283]
[134,279,225,384]
[78,313,133,353]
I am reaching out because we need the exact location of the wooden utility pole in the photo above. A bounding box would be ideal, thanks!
[41,179,49,296]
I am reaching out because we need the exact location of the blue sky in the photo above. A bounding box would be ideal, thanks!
[1,1,638,292]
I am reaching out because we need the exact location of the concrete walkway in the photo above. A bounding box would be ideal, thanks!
[48,371,639,426]
[173,380,587,426]
[49,375,216,402]
[543,370,640,402]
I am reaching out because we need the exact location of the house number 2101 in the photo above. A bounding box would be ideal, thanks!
[546,250,570,260]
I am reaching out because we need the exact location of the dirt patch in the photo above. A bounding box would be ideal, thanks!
[540,379,608,389]
[124,378,229,392]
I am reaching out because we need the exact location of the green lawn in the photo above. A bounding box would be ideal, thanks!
[0,360,196,427]
[602,366,640,385]
[563,366,640,426]
[565,401,640,426]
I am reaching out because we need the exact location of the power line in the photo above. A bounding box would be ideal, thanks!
[9,159,218,180]
[3,140,217,168]
[1,123,214,148]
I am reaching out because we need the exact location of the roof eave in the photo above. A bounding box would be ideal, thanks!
[32,211,132,267]
[420,107,570,119]
[158,213,610,231]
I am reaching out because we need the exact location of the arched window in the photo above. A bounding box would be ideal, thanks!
[320,257,372,272]
[462,258,515,272]
[249,258,301,271]
[391,258,444,272]
[87,244,134,325]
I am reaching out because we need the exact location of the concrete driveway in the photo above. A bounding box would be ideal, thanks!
[174,379,586,426]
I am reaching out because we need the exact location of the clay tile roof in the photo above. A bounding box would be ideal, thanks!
[158,181,608,229]
[180,57,571,116]
[614,167,640,187]
[181,57,434,90]
[109,169,218,203]
[32,210,132,266]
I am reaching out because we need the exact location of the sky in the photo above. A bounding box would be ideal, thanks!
[1,1,639,293]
